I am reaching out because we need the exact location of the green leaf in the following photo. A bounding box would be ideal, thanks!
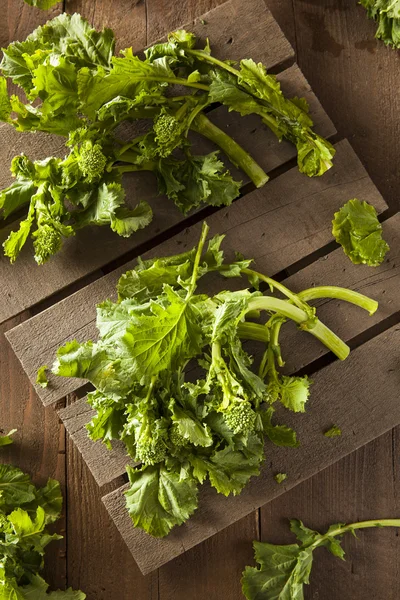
[16,575,86,599]
[360,0,400,47]
[24,0,60,8]
[332,198,389,266]
[0,430,16,448]
[195,433,264,496]
[274,473,287,484]
[120,287,202,383]
[157,152,241,214]
[0,465,36,508]
[169,400,213,447]
[268,376,311,413]
[124,464,198,537]
[110,201,153,237]
[242,541,310,600]
[0,76,11,122]
[0,181,36,219]
[34,479,63,522]
[36,366,49,388]
[324,425,342,438]
[262,408,299,448]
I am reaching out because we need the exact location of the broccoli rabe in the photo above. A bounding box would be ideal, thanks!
[224,401,257,435]
[52,222,378,538]
[242,517,400,599]
[78,141,108,182]
[0,14,334,263]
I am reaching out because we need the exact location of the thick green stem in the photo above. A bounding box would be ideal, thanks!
[242,268,310,312]
[191,112,269,188]
[186,49,241,77]
[136,76,209,91]
[298,286,378,316]
[247,296,350,360]
[186,222,210,299]
[237,322,269,343]
[310,519,400,551]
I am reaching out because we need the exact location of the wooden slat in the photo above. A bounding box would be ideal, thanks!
[102,324,400,574]
[6,139,387,405]
[0,0,298,325]
[58,212,399,487]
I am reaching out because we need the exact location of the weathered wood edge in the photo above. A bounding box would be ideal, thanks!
[57,212,399,486]
[102,324,400,574]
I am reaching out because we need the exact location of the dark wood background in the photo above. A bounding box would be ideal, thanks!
[1,1,399,598]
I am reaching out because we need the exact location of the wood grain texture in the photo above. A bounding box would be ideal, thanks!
[7,138,379,406]
[0,314,66,590]
[292,0,400,211]
[55,211,400,489]
[103,324,400,574]
[262,427,400,599]
[266,0,296,49]
[0,0,301,325]
[0,0,60,51]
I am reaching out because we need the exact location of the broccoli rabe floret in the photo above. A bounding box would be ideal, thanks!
[224,400,256,435]
[169,423,188,449]
[153,110,186,157]
[78,142,108,182]
[135,417,168,465]
[33,224,62,265]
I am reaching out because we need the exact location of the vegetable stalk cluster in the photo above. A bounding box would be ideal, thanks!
[51,222,377,537]
[0,15,334,263]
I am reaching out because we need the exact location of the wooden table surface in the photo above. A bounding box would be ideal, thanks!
[1,1,399,598]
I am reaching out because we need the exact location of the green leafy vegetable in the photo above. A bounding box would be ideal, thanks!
[0,459,85,598]
[0,430,16,447]
[52,222,378,538]
[242,517,400,599]
[274,473,287,484]
[324,425,341,438]
[360,0,400,47]
[24,0,60,8]
[36,366,49,388]
[0,14,334,263]
[332,198,389,266]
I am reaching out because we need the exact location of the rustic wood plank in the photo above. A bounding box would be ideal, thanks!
[158,516,258,600]
[0,314,66,590]
[102,323,400,574]
[0,1,301,325]
[56,211,400,487]
[262,427,400,599]
[6,138,387,405]
[292,0,400,212]
[266,0,297,49]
